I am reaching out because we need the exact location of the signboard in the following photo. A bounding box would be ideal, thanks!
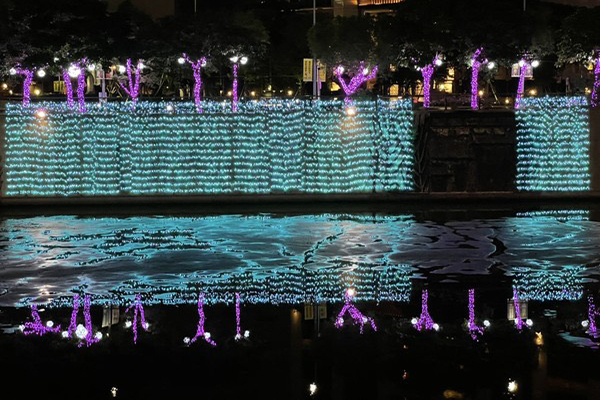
[304,302,327,320]
[303,59,326,82]
[53,80,66,94]
[511,64,533,78]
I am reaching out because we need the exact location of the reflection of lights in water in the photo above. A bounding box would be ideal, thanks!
[183,337,191,344]
[75,324,88,339]
[512,266,583,302]
[507,380,518,393]
[111,387,118,397]
[433,323,440,331]
[534,332,543,346]
[309,383,317,396]
[410,318,418,325]
[526,319,533,327]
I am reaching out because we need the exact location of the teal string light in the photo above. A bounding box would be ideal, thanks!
[5,100,414,196]
[512,266,583,301]
[515,96,590,191]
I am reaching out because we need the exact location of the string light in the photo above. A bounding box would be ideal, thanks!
[65,295,101,347]
[232,63,239,112]
[234,292,246,340]
[182,53,207,112]
[118,59,142,105]
[515,60,528,109]
[470,49,482,110]
[515,96,590,191]
[334,62,378,105]
[334,292,377,334]
[4,100,414,196]
[467,289,484,340]
[588,296,599,336]
[412,289,436,331]
[513,266,583,301]
[125,294,149,344]
[592,54,600,108]
[420,56,441,108]
[63,68,75,109]
[13,68,34,106]
[21,304,61,336]
[513,288,525,330]
[185,293,217,346]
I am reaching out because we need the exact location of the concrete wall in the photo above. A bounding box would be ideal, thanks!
[415,110,517,192]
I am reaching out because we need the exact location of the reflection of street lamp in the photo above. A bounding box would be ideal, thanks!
[230,55,248,112]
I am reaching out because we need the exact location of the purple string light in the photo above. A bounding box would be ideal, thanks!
[515,60,528,109]
[125,294,149,344]
[513,288,525,330]
[119,59,142,106]
[592,54,600,108]
[183,53,206,113]
[470,49,483,110]
[232,63,239,112]
[63,69,75,109]
[76,60,87,113]
[235,292,244,340]
[467,289,484,340]
[334,293,377,334]
[22,304,61,336]
[15,68,34,107]
[413,289,436,331]
[187,293,216,346]
[65,295,101,346]
[420,56,440,109]
[588,296,598,336]
[334,62,378,105]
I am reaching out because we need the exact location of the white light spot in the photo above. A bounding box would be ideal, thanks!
[507,380,518,393]
[483,320,491,327]
[37,69,46,78]
[75,324,88,340]
[487,62,495,70]
[582,320,589,328]
[68,65,81,78]
[117,65,126,74]
[94,332,103,340]
[87,64,96,72]
[124,321,132,328]
[410,318,418,325]
[9,68,17,75]
[526,319,533,327]
[204,332,211,339]
[434,58,443,67]
[61,331,69,338]
[183,337,191,344]
[433,323,440,331]
[244,330,250,338]
[309,383,317,396]
[46,320,54,328]
[531,60,540,68]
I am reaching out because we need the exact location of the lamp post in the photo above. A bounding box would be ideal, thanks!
[230,55,248,112]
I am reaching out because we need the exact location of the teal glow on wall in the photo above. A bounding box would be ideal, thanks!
[515,97,590,191]
[4,100,414,196]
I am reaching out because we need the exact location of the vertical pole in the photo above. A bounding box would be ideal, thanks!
[312,0,318,99]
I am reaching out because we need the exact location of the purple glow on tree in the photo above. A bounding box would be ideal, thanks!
[467,289,484,340]
[65,295,100,346]
[125,294,149,344]
[232,63,239,112]
[334,293,377,334]
[588,296,599,336]
[513,288,525,330]
[22,304,61,336]
[592,55,600,108]
[420,56,440,109]
[187,293,216,346]
[14,68,35,107]
[334,62,378,105]
[76,61,87,113]
[119,59,142,105]
[413,289,436,331]
[63,69,75,109]
[470,49,483,110]
[515,60,528,109]
[235,293,244,340]
[183,53,207,113]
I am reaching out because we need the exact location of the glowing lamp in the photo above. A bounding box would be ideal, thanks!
[37,69,46,78]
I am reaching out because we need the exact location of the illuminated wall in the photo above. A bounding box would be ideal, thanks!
[4,100,414,196]
[515,97,590,191]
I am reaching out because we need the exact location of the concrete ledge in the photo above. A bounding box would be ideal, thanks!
[2,191,600,207]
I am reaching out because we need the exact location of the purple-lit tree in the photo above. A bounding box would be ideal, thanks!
[62,67,75,109]
[185,293,216,346]
[182,53,207,112]
[21,304,61,336]
[467,289,484,340]
[470,49,483,110]
[588,296,599,336]
[512,288,525,330]
[335,292,377,334]
[419,56,442,109]
[125,294,149,344]
[65,294,101,347]
[10,67,34,106]
[592,53,600,108]
[334,62,378,105]
[234,292,248,340]
[119,59,143,105]
[515,60,528,110]
[412,289,437,331]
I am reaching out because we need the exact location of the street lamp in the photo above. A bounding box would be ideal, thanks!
[230,55,248,112]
